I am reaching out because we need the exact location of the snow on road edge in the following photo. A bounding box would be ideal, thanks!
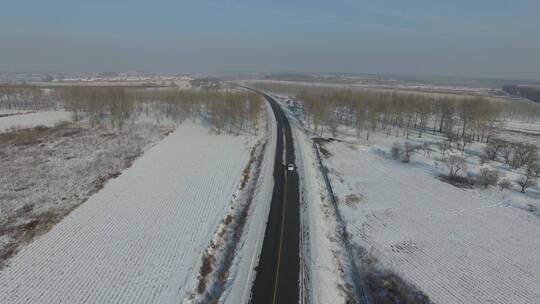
[221,101,276,304]
[184,101,276,304]
[283,102,349,303]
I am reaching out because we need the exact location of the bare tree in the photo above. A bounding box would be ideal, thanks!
[515,160,539,193]
[478,166,500,189]
[500,142,513,165]
[402,142,416,163]
[422,141,431,158]
[438,140,451,156]
[498,179,512,191]
[391,142,402,160]
[512,143,538,169]
[483,139,504,161]
[442,152,467,178]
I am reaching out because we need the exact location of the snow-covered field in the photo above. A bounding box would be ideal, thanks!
[0,111,71,132]
[500,120,540,147]
[318,133,540,303]
[266,91,540,303]
[245,79,499,100]
[504,121,540,135]
[0,123,255,303]
[0,121,172,263]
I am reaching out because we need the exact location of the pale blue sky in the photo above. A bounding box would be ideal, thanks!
[1,0,539,79]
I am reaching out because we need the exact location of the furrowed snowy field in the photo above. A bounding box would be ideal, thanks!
[0,119,173,265]
[319,133,540,303]
[0,123,255,303]
[266,91,540,303]
[0,111,72,132]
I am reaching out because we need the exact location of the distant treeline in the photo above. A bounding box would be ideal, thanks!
[0,84,59,110]
[61,86,263,134]
[0,84,263,134]
[503,85,540,103]
[297,88,540,142]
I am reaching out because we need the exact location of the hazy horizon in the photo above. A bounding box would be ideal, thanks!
[1,1,539,80]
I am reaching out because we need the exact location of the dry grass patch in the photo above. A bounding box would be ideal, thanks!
[355,248,432,304]
[314,137,335,159]
[0,122,173,268]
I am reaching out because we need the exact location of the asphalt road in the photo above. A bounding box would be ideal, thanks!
[250,93,300,304]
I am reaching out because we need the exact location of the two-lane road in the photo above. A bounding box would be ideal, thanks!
[250,93,300,304]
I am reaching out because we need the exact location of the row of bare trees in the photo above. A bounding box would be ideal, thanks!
[298,89,540,144]
[206,91,263,135]
[482,140,539,193]
[62,86,133,128]
[0,84,58,110]
[60,86,263,134]
[446,143,538,193]
[483,140,538,168]
[390,137,539,193]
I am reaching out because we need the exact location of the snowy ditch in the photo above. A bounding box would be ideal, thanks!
[311,138,373,304]
[313,138,432,304]
[287,106,359,303]
[185,101,277,304]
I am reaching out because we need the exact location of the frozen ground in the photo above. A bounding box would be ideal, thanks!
[319,132,540,303]
[0,123,254,303]
[0,111,71,132]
